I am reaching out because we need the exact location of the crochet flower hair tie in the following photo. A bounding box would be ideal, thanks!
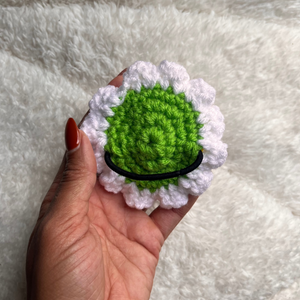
[81,60,227,209]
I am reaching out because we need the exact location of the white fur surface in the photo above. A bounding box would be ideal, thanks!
[1,1,300,299]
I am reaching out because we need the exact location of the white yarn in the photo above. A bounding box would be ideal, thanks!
[157,184,190,209]
[179,164,214,196]
[99,165,126,193]
[122,183,157,210]
[81,60,228,209]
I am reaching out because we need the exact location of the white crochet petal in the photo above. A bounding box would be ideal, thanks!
[88,115,110,132]
[200,139,228,169]
[157,60,190,94]
[121,61,160,93]
[185,78,216,111]
[198,105,225,141]
[99,165,125,193]
[122,182,156,209]
[158,184,189,209]
[81,115,108,173]
[179,164,213,195]
[89,85,121,117]
[94,155,105,174]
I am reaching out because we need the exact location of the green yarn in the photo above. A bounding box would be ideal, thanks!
[104,83,203,193]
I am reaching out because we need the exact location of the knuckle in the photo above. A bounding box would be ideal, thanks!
[62,163,92,185]
[38,216,68,247]
[38,213,86,252]
[39,217,57,240]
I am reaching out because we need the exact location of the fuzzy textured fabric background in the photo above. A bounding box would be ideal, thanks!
[1,1,300,299]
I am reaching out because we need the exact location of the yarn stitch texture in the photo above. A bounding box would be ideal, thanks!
[81,60,228,209]
[104,83,203,193]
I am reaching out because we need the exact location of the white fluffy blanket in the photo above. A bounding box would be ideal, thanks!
[1,1,300,299]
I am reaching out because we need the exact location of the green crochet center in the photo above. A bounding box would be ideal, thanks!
[104,83,203,193]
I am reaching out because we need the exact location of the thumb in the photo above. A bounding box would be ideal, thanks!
[50,118,97,219]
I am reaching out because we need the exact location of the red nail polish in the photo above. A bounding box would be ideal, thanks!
[65,118,80,151]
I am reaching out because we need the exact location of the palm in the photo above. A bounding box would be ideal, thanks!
[76,180,164,300]
[27,149,197,300]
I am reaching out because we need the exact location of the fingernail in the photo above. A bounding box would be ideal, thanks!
[65,118,80,152]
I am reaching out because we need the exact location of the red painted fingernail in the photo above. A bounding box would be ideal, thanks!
[65,118,80,152]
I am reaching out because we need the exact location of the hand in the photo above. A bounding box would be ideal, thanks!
[26,70,198,300]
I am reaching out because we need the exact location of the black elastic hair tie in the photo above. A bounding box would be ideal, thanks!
[104,150,203,181]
